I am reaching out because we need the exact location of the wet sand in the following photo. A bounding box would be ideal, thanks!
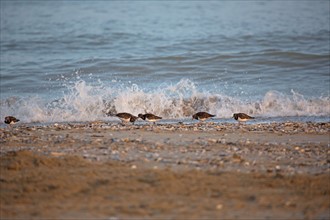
[1,122,329,219]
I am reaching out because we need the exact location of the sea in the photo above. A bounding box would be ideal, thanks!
[1,1,329,124]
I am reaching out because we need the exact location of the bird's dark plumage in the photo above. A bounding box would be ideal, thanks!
[233,113,254,122]
[138,113,162,123]
[192,112,215,121]
[4,116,20,124]
[115,112,138,123]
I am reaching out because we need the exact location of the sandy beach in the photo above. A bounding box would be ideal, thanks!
[1,121,329,219]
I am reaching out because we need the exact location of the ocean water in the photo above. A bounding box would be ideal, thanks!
[1,1,329,123]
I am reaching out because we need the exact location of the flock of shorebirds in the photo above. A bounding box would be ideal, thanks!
[4,112,254,125]
[109,112,254,124]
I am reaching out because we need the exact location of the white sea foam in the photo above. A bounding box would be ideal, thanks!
[0,79,329,123]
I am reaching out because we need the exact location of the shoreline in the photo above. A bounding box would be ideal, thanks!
[1,122,329,219]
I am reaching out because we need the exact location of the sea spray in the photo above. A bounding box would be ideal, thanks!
[0,79,329,123]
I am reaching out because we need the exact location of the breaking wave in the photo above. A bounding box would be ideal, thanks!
[1,79,329,123]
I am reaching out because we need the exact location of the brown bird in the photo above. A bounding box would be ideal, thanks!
[115,112,138,124]
[192,112,215,121]
[138,113,162,124]
[4,116,20,124]
[233,113,255,122]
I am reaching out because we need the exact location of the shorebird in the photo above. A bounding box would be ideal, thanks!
[233,113,255,123]
[115,112,138,124]
[138,113,162,124]
[4,116,20,124]
[192,112,215,122]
